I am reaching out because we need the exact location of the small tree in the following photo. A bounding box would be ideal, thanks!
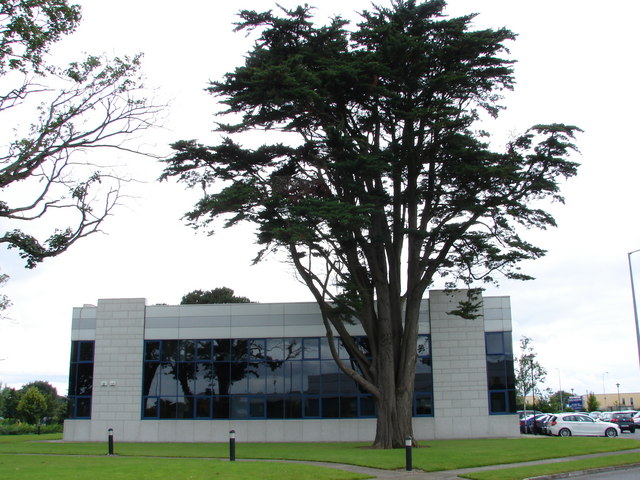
[20,381,66,423]
[0,385,20,419]
[17,386,47,427]
[586,392,600,412]
[515,336,547,411]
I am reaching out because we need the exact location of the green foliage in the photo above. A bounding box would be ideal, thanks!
[16,387,47,425]
[587,392,600,412]
[161,0,579,448]
[0,386,20,418]
[19,381,67,423]
[180,287,252,304]
[0,0,81,74]
[515,337,547,411]
[0,418,62,435]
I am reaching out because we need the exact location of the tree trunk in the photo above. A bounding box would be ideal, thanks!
[373,384,414,448]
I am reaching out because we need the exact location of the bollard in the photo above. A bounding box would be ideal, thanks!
[405,436,412,471]
[107,428,114,456]
[229,430,236,462]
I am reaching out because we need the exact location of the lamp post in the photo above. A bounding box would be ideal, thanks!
[557,368,563,412]
[628,249,640,368]
[602,372,608,410]
[616,383,621,408]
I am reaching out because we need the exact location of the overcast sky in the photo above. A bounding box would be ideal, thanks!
[1,0,639,403]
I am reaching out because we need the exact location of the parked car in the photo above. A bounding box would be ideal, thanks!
[532,414,553,435]
[632,412,640,426]
[547,413,620,437]
[520,414,548,434]
[608,412,636,433]
[588,411,603,420]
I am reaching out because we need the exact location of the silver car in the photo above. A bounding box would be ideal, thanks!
[548,413,620,437]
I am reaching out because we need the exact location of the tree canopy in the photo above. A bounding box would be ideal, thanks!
[181,287,252,304]
[162,0,579,448]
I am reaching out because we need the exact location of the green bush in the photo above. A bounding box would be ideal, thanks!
[0,420,62,435]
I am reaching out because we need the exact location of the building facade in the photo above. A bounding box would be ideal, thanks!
[63,289,518,442]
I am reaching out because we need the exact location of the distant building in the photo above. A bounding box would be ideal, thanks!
[63,290,518,442]
[587,392,640,412]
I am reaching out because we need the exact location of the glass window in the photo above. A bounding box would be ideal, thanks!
[285,396,302,418]
[487,355,507,389]
[145,341,161,361]
[249,396,265,418]
[179,340,195,361]
[485,332,516,414]
[266,396,284,418]
[485,332,504,355]
[193,362,215,395]
[78,342,95,362]
[68,341,95,419]
[249,339,265,360]
[303,337,320,359]
[214,340,231,361]
[417,335,430,357]
[283,338,303,360]
[302,360,321,394]
[489,391,507,413]
[304,397,320,417]
[162,340,178,362]
[141,335,433,421]
[321,360,340,394]
[213,396,229,419]
[75,397,92,418]
[266,338,285,361]
[286,361,303,394]
[195,397,211,418]
[415,394,432,416]
[158,363,179,396]
[230,396,248,418]
[196,340,212,361]
[340,396,358,417]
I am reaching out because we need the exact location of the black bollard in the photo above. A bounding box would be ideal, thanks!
[229,430,236,461]
[405,436,412,471]
[107,428,114,456]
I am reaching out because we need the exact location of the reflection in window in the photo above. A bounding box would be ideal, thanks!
[486,332,516,414]
[142,335,434,420]
[68,341,94,419]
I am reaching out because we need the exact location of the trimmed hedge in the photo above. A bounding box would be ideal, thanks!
[0,421,63,435]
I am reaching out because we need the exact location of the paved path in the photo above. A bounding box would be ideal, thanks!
[243,448,640,480]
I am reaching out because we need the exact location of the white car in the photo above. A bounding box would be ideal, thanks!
[547,413,620,437]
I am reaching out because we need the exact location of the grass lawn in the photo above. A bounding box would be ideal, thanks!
[0,454,370,480]
[1,433,640,479]
[460,453,640,480]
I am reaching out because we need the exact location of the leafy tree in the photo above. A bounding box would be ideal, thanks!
[17,386,47,426]
[0,385,20,418]
[180,287,251,305]
[1,1,162,269]
[162,1,579,448]
[20,380,66,423]
[515,336,547,411]
[586,392,600,412]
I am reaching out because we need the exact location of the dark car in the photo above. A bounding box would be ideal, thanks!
[609,413,636,433]
[520,414,548,434]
